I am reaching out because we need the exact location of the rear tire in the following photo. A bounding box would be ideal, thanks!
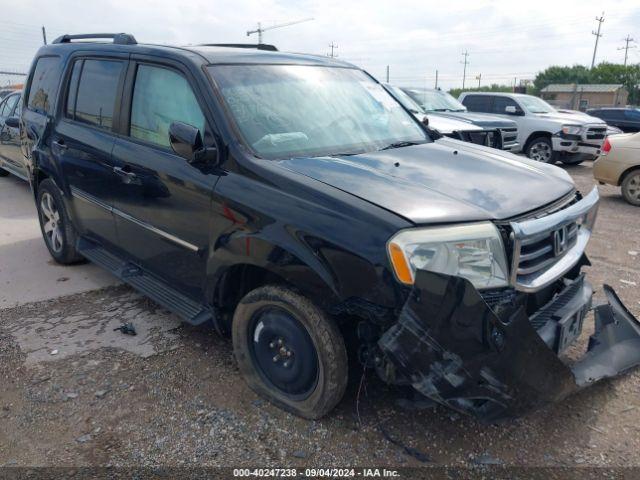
[232,285,348,419]
[36,179,84,264]
[526,136,556,164]
[621,169,640,206]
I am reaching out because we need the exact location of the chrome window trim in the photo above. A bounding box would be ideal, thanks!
[509,187,599,292]
[70,186,200,253]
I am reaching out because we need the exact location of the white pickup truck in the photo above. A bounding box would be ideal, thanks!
[458,92,608,164]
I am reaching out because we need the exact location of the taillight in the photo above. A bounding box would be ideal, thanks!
[601,137,612,156]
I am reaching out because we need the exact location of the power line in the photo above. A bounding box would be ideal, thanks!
[461,50,469,89]
[591,12,605,69]
[618,35,636,67]
[328,42,338,58]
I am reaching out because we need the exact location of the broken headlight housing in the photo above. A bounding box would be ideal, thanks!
[387,222,509,289]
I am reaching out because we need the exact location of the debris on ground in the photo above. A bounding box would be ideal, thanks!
[113,322,137,336]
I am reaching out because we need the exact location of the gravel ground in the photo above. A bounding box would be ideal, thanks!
[1,161,639,468]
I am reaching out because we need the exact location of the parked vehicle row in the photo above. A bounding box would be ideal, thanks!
[9,33,640,422]
[458,92,608,165]
[383,84,519,151]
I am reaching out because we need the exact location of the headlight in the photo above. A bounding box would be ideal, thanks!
[561,124,582,135]
[387,222,509,289]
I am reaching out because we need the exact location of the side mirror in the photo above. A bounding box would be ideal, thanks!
[169,121,203,162]
[505,106,523,116]
[421,115,429,127]
[5,117,19,129]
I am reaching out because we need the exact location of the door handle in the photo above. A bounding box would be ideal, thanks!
[113,165,138,183]
[53,139,68,150]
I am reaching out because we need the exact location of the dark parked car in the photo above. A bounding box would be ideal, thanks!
[401,87,520,151]
[587,107,640,133]
[18,33,640,421]
[0,91,26,180]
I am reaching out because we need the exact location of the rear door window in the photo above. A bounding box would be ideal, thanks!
[462,95,491,113]
[491,96,521,115]
[69,59,124,130]
[27,56,62,115]
[129,64,205,148]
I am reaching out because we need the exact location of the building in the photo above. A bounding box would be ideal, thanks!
[540,84,628,111]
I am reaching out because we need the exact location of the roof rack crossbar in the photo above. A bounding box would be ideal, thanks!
[52,33,137,45]
[199,43,278,52]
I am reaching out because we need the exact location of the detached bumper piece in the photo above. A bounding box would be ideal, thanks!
[378,270,640,421]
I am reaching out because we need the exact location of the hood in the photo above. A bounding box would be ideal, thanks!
[433,111,518,128]
[533,110,607,125]
[275,138,575,224]
[424,113,483,134]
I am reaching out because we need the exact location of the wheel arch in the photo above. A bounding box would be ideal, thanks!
[618,165,640,186]
[523,131,553,152]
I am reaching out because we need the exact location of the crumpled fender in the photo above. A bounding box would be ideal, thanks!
[378,270,640,421]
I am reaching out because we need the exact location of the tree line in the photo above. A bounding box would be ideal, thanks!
[450,63,640,105]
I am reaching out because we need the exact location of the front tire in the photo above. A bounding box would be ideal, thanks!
[526,136,556,163]
[621,169,640,206]
[232,285,348,419]
[36,179,84,264]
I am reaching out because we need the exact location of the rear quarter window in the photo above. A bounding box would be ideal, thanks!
[27,56,62,115]
[462,95,491,113]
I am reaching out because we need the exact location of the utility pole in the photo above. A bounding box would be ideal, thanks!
[435,70,438,89]
[328,42,338,58]
[41,26,47,45]
[618,35,636,67]
[461,50,469,89]
[385,65,389,82]
[591,12,605,69]
[247,17,314,44]
[476,73,481,88]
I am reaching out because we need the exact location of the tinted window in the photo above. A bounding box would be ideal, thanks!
[491,96,520,114]
[624,110,640,121]
[65,60,82,119]
[27,56,61,115]
[130,65,205,147]
[73,59,124,130]
[462,95,491,112]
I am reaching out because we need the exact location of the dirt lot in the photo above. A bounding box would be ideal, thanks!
[1,161,639,469]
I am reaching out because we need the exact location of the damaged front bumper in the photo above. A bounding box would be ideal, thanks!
[378,270,640,421]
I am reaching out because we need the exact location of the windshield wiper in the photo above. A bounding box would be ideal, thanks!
[378,141,423,151]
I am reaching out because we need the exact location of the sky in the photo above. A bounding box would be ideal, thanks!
[1,0,639,90]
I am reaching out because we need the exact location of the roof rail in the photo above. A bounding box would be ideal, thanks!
[52,33,137,45]
[199,43,278,52]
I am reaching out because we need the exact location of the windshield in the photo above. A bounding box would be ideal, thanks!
[518,96,555,114]
[402,88,466,112]
[384,84,426,115]
[207,65,429,159]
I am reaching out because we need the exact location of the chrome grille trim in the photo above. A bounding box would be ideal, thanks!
[509,187,599,292]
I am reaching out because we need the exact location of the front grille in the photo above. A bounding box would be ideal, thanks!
[584,126,606,141]
[457,129,500,148]
[516,222,579,277]
[508,187,599,292]
[499,127,518,150]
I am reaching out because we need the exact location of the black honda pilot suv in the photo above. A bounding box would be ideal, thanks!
[19,33,640,421]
